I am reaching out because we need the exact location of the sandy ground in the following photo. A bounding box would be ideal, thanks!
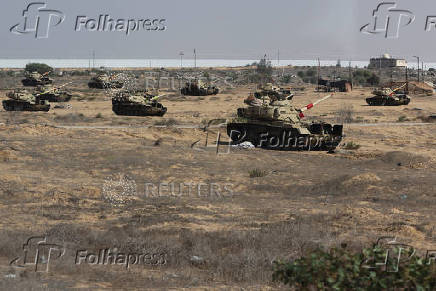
[0,75,435,289]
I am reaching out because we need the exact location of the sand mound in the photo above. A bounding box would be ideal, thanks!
[380,151,429,167]
[342,173,381,187]
[0,150,17,162]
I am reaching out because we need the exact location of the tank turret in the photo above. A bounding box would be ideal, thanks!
[227,94,343,151]
[112,90,167,116]
[34,83,73,102]
[21,71,53,87]
[366,83,411,106]
[254,83,294,101]
[181,79,219,96]
[88,73,124,89]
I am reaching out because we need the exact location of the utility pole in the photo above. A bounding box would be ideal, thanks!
[405,66,409,94]
[277,49,280,67]
[348,61,352,86]
[317,58,320,92]
[413,56,420,82]
[179,51,184,68]
[422,61,425,82]
[194,49,197,69]
[277,49,281,77]
[92,50,95,69]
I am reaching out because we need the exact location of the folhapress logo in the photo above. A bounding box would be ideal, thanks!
[9,236,65,272]
[10,2,65,39]
[360,2,414,39]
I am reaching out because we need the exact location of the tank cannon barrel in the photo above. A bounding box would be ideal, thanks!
[298,94,333,118]
[389,83,407,96]
[36,82,72,96]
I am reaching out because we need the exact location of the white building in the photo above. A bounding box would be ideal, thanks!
[369,54,407,68]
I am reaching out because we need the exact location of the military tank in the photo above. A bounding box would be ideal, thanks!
[88,74,124,89]
[181,79,219,96]
[34,83,72,102]
[2,89,50,112]
[112,90,167,116]
[227,94,343,151]
[366,84,411,106]
[21,71,53,87]
[254,83,294,101]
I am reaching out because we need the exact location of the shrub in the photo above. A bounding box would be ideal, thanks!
[25,63,53,75]
[336,105,354,123]
[273,245,436,290]
[297,71,305,78]
[343,142,360,150]
[398,115,409,122]
[280,75,292,83]
[249,169,268,178]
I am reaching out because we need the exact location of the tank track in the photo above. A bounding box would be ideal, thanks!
[112,100,167,117]
[22,79,53,87]
[2,100,50,112]
[366,97,410,106]
[227,122,343,151]
[181,88,219,96]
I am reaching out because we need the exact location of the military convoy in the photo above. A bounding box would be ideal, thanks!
[21,71,53,87]
[181,79,219,96]
[366,85,411,106]
[227,92,343,151]
[112,90,167,116]
[88,74,124,89]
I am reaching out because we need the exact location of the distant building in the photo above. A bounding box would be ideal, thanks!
[318,78,352,92]
[369,54,407,68]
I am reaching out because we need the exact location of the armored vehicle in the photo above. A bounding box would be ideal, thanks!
[112,90,167,116]
[34,84,72,102]
[88,74,124,89]
[181,79,219,96]
[227,94,343,151]
[254,83,294,101]
[2,89,50,112]
[21,71,53,87]
[366,84,411,106]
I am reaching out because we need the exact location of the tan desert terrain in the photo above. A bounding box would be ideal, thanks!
[0,72,435,289]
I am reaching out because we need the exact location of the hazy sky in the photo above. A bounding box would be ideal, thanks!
[1,0,436,61]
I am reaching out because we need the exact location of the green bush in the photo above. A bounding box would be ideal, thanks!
[273,245,436,290]
[249,169,268,178]
[25,63,53,75]
[280,75,292,83]
[343,141,360,150]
